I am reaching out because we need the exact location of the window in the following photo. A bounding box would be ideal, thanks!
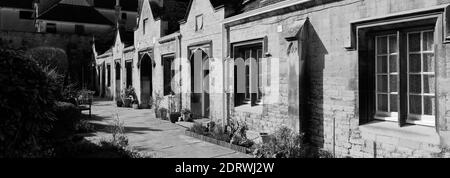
[234,43,263,107]
[406,30,435,125]
[163,55,175,96]
[122,13,127,20]
[195,15,203,31]
[75,25,85,35]
[143,18,148,35]
[19,11,33,20]
[107,64,111,87]
[126,61,133,88]
[46,23,56,33]
[372,29,436,126]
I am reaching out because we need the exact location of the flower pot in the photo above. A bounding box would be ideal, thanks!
[170,112,181,123]
[123,98,132,107]
[116,101,123,107]
[160,109,168,120]
[182,113,192,122]
[132,104,139,109]
[155,109,161,118]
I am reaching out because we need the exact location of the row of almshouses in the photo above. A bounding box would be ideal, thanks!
[94,0,450,157]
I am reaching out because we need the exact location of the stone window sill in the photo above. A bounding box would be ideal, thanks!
[359,120,440,145]
[234,104,263,114]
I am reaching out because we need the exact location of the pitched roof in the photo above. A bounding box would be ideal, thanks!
[37,3,114,25]
[93,0,138,11]
[118,29,134,47]
[0,0,34,10]
[180,0,243,23]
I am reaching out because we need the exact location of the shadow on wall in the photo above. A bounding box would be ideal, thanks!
[305,23,327,148]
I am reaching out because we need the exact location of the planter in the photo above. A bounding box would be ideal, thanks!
[132,104,139,109]
[160,109,168,120]
[182,113,192,122]
[155,109,161,118]
[185,131,250,154]
[123,98,132,107]
[116,100,123,107]
[170,112,181,123]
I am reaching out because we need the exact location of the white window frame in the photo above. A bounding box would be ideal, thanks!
[374,34,399,122]
[406,30,436,126]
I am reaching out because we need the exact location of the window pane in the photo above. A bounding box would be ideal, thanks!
[409,95,422,115]
[377,94,388,112]
[390,94,398,112]
[423,75,435,94]
[389,55,397,73]
[390,75,397,92]
[409,75,422,94]
[409,33,421,52]
[377,36,387,54]
[377,75,388,92]
[423,53,435,72]
[389,36,398,53]
[423,31,434,52]
[409,54,421,73]
[377,56,387,73]
[424,96,436,116]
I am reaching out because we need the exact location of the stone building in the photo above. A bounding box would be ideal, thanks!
[95,0,450,158]
[0,0,36,32]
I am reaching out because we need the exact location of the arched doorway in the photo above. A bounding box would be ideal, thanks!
[140,54,153,108]
[115,61,121,100]
[190,49,210,118]
[101,62,106,98]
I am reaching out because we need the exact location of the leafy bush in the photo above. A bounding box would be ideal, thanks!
[188,121,254,148]
[0,49,58,157]
[253,127,333,158]
[48,102,81,139]
[26,47,68,75]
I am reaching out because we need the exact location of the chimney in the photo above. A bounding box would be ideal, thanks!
[115,0,123,29]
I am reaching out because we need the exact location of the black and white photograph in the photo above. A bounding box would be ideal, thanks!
[1,0,450,175]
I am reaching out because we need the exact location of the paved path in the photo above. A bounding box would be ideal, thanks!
[85,100,252,158]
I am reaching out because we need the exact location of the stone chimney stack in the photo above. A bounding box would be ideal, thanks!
[115,0,122,29]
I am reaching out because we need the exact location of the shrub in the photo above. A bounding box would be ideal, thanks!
[252,127,332,158]
[0,49,58,157]
[26,47,68,75]
[48,102,81,139]
[189,123,208,136]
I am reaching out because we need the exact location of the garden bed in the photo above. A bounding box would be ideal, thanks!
[185,130,250,154]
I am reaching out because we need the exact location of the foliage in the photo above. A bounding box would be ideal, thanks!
[109,114,128,148]
[47,102,82,139]
[152,92,164,110]
[188,121,254,148]
[76,120,95,134]
[170,112,181,123]
[181,108,191,115]
[26,47,68,75]
[252,127,333,158]
[121,86,137,101]
[0,49,58,157]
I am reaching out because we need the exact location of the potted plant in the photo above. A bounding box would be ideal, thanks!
[152,92,163,118]
[132,99,139,109]
[116,96,123,107]
[159,108,168,120]
[181,108,193,122]
[170,112,181,123]
[121,86,136,108]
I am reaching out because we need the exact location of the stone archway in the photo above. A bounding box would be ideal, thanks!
[190,49,210,118]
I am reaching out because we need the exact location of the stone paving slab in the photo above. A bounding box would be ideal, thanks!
[85,100,252,158]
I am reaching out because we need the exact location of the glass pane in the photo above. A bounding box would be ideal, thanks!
[409,95,422,115]
[423,75,435,94]
[409,75,422,94]
[409,54,421,73]
[377,36,388,54]
[377,56,387,73]
[389,55,397,72]
[377,75,388,92]
[390,75,397,92]
[423,31,434,52]
[423,53,435,72]
[389,35,398,53]
[424,96,436,116]
[390,94,398,112]
[408,33,421,52]
[377,94,388,112]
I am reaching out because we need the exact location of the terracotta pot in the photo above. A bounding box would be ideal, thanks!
[132,104,139,109]
[155,109,161,118]
[123,98,132,107]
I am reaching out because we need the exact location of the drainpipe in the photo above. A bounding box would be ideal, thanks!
[333,110,336,157]
[222,24,230,128]
[177,34,182,112]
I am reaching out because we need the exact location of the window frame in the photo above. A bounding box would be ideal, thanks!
[46,23,57,33]
[143,18,148,35]
[162,54,176,96]
[195,14,204,32]
[368,26,438,127]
